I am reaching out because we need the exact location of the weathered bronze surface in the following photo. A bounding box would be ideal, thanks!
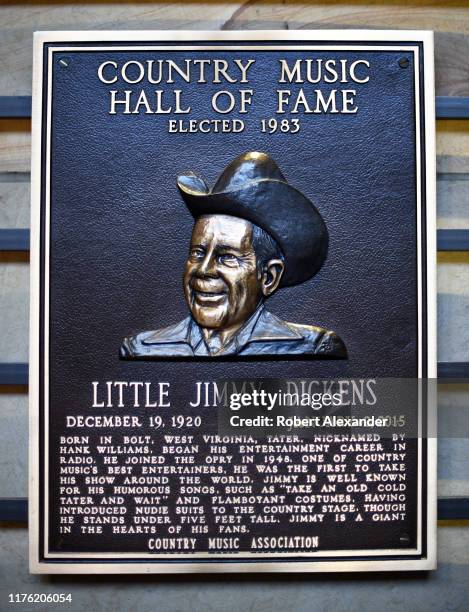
[121,152,346,358]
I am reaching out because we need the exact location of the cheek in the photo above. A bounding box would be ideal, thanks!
[183,264,194,296]
[226,268,256,299]
[184,262,195,280]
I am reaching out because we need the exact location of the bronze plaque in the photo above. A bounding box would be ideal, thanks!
[29,30,437,573]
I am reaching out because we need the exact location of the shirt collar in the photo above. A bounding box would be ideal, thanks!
[142,304,303,354]
[187,304,265,356]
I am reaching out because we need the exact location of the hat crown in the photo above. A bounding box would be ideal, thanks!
[212,151,286,193]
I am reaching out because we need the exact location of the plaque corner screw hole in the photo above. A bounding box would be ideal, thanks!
[398,57,410,69]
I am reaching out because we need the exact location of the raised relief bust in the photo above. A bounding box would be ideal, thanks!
[121,151,346,358]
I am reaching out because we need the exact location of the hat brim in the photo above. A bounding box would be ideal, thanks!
[177,177,328,287]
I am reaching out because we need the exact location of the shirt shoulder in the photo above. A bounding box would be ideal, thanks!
[120,318,193,358]
[284,322,347,358]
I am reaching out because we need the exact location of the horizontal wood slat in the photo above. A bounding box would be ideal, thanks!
[0,96,30,119]
[2,229,469,252]
[1,362,469,384]
[0,228,29,250]
[0,363,28,385]
[438,230,469,250]
[1,497,468,523]
[438,362,469,379]
[1,96,469,120]
[438,497,469,521]
[436,97,469,119]
[0,498,27,522]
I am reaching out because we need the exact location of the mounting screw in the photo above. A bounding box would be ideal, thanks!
[58,57,70,68]
[398,57,410,69]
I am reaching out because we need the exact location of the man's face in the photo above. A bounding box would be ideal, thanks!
[183,215,263,330]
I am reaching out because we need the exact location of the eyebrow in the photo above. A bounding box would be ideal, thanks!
[215,244,242,251]
[190,242,252,255]
[190,242,242,251]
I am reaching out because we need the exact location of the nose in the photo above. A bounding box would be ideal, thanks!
[197,251,218,278]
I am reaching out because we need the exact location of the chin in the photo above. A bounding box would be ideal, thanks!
[191,306,227,329]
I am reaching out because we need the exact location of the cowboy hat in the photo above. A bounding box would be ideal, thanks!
[177,151,328,287]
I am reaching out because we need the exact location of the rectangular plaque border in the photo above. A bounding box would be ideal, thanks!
[29,29,437,574]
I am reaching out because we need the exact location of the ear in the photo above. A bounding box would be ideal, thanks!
[261,259,285,297]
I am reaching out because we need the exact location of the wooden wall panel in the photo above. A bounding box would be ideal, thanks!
[1,171,468,231]
[0,524,468,605]
[2,123,468,174]
[0,3,467,597]
[0,256,467,364]
[438,383,469,497]
[4,173,469,231]
[438,121,469,159]
[438,252,469,362]
[0,1,469,94]
[437,175,469,230]
[0,178,29,229]
[0,395,27,497]
[0,260,29,362]
[0,120,30,173]
[1,390,467,498]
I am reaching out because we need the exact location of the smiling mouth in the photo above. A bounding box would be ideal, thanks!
[192,289,227,305]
